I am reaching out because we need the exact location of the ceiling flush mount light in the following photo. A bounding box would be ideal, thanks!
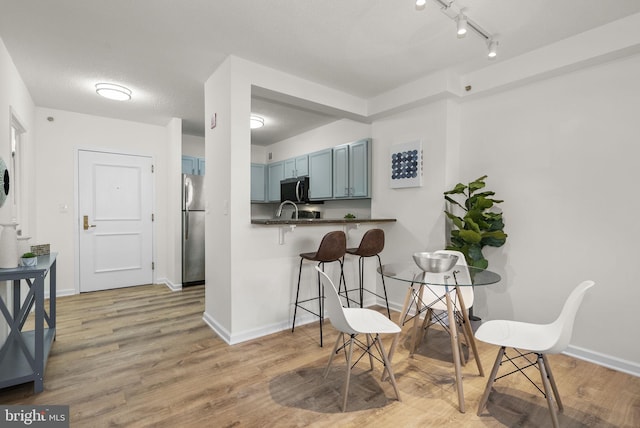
[250,114,264,129]
[415,0,427,10]
[95,83,132,101]
[456,13,468,38]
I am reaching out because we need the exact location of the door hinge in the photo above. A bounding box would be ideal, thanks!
[151,213,154,221]
[151,164,154,173]
[152,262,155,270]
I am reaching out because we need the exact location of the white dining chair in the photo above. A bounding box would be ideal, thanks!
[315,266,401,412]
[475,280,595,428]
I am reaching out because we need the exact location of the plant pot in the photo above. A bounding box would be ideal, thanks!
[20,256,37,267]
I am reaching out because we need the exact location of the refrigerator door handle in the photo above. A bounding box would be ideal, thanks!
[184,210,189,240]
[184,176,191,208]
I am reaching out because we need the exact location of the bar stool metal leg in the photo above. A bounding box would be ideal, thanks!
[291,231,346,347]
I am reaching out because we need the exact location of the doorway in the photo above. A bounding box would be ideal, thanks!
[78,150,153,292]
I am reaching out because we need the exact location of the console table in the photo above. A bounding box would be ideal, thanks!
[0,253,57,393]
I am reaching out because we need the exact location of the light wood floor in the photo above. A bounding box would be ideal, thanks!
[1,284,638,427]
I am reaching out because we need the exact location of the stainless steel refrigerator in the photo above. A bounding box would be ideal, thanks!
[182,174,205,285]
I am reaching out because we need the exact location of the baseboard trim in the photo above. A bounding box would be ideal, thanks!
[202,311,231,344]
[202,310,321,345]
[158,278,181,292]
[202,299,639,379]
[47,288,76,299]
[564,345,640,377]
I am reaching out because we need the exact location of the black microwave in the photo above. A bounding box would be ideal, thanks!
[280,176,310,203]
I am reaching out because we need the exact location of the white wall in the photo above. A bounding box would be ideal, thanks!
[165,118,183,288]
[0,37,35,344]
[204,57,380,343]
[370,100,452,306]
[182,134,204,157]
[34,108,176,294]
[459,53,640,368]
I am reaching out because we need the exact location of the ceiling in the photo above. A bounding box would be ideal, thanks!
[1,1,639,144]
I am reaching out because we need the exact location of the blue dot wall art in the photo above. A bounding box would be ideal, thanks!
[389,140,423,188]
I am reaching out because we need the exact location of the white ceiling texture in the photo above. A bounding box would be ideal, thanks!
[1,1,639,145]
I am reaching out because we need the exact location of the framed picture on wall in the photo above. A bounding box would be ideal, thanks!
[389,140,423,188]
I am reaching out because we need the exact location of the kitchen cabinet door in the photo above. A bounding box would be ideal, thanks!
[182,155,206,175]
[284,158,296,178]
[284,155,309,178]
[332,144,350,198]
[251,163,266,202]
[308,149,332,200]
[267,161,284,202]
[294,155,308,177]
[332,139,369,199]
[349,139,369,198]
[182,156,197,175]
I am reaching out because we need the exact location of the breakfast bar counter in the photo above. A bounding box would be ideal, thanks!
[251,218,396,225]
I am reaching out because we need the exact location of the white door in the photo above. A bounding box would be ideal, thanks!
[78,150,153,292]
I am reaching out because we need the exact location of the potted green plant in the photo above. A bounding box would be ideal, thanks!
[444,175,507,269]
[20,252,38,267]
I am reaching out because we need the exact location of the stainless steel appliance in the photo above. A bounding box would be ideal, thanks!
[182,174,205,285]
[280,176,310,203]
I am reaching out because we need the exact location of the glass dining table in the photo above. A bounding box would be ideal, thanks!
[378,262,501,413]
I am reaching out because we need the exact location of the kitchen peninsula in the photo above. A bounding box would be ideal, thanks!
[251,218,396,225]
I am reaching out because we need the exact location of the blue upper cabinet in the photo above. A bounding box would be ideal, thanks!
[333,139,369,199]
[267,161,285,202]
[251,163,266,202]
[308,149,333,200]
[249,139,370,203]
[284,155,309,178]
[182,155,198,175]
[294,155,309,177]
[182,155,205,175]
[349,139,369,198]
[332,144,349,198]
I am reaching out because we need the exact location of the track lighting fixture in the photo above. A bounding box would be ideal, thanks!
[456,13,467,38]
[421,0,499,59]
[487,39,498,59]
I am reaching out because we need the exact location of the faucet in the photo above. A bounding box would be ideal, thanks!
[276,200,298,220]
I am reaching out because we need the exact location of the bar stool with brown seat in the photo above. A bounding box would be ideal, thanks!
[291,230,346,347]
[342,228,391,318]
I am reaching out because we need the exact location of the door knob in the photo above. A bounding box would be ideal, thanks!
[83,215,96,230]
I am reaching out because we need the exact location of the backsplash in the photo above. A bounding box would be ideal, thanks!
[251,198,371,220]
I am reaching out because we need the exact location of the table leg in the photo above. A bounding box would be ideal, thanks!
[50,260,57,334]
[455,286,484,377]
[446,288,465,413]
[384,278,420,381]
[409,284,425,357]
[34,275,44,393]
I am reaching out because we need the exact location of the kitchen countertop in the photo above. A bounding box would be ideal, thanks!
[251,218,397,225]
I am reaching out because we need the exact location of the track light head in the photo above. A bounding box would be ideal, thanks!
[487,39,499,59]
[456,13,468,38]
